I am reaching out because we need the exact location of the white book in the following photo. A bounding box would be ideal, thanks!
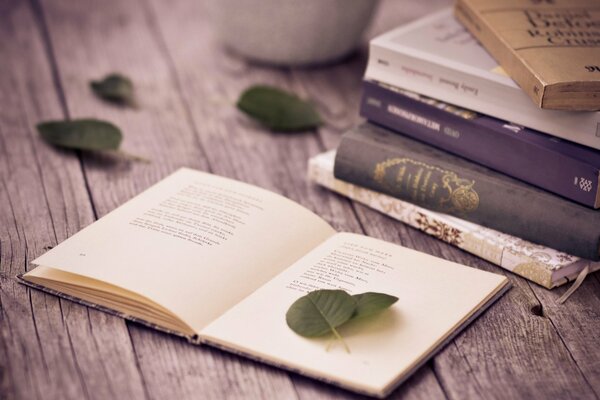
[364,7,600,150]
[20,168,508,398]
[308,151,600,289]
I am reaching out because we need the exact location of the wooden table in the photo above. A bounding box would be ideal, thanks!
[1,0,599,398]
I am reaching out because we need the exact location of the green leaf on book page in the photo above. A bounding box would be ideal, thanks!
[237,85,321,132]
[351,292,398,319]
[286,289,398,353]
[286,290,355,337]
[286,289,355,352]
[90,73,135,106]
[37,119,123,151]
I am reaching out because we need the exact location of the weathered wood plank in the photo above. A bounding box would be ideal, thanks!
[291,366,446,400]
[527,277,600,397]
[129,328,298,399]
[37,0,303,397]
[0,1,147,399]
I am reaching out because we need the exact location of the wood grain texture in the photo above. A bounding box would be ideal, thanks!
[1,0,599,398]
[528,278,600,397]
[0,1,147,399]
[36,0,300,397]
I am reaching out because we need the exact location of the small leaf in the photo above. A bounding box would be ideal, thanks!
[90,73,135,106]
[237,85,321,132]
[351,292,398,319]
[37,118,122,151]
[286,289,398,353]
[286,289,356,337]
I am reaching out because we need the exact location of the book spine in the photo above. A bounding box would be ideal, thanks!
[333,124,600,261]
[16,275,199,343]
[454,0,600,111]
[453,0,544,108]
[360,80,600,208]
[364,44,600,150]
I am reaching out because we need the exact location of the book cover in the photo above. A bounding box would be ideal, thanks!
[333,123,600,261]
[361,79,600,208]
[309,150,600,289]
[455,0,600,111]
[364,8,600,150]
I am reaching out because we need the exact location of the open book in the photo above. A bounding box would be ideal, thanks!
[21,168,509,397]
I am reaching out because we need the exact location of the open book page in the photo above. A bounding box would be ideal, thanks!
[200,232,508,395]
[26,168,335,334]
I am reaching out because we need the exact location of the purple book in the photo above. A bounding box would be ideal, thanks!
[361,80,600,208]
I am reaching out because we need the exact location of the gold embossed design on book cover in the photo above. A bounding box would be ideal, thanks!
[373,158,479,214]
[455,0,600,111]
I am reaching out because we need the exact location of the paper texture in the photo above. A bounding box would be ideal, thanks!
[27,168,335,333]
[201,233,507,396]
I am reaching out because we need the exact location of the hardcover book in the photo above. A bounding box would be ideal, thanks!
[334,123,600,261]
[20,168,508,398]
[364,8,600,150]
[361,79,600,208]
[455,0,600,111]
[309,150,600,289]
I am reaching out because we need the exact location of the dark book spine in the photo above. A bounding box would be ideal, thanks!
[360,80,600,208]
[334,123,600,261]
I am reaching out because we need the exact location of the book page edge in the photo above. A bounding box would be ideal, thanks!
[16,273,202,345]
[198,279,510,398]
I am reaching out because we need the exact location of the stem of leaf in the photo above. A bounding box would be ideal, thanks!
[330,327,350,353]
[325,338,333,352]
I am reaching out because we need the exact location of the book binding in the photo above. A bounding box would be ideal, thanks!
[364,8,600,150]
[309,151,600,288]
[16,275,201,344]
[454,0,600,111]
[360,80,600,208]
[333,123,600,261]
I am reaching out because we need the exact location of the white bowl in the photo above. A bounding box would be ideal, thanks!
[208,0,380,66]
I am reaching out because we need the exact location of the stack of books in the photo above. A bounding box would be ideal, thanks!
[309,6,600,290]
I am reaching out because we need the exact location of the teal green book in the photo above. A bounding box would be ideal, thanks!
[334,123,600,261]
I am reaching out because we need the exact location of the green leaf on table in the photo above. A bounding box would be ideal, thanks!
[90,73,135,106]
[37,119,122,151]
[236,85,321,132]
[37,118,147,162]
[351,292,398,319]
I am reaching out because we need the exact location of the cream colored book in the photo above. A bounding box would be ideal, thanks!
[21,168,508,397]
[455,0,600,111]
